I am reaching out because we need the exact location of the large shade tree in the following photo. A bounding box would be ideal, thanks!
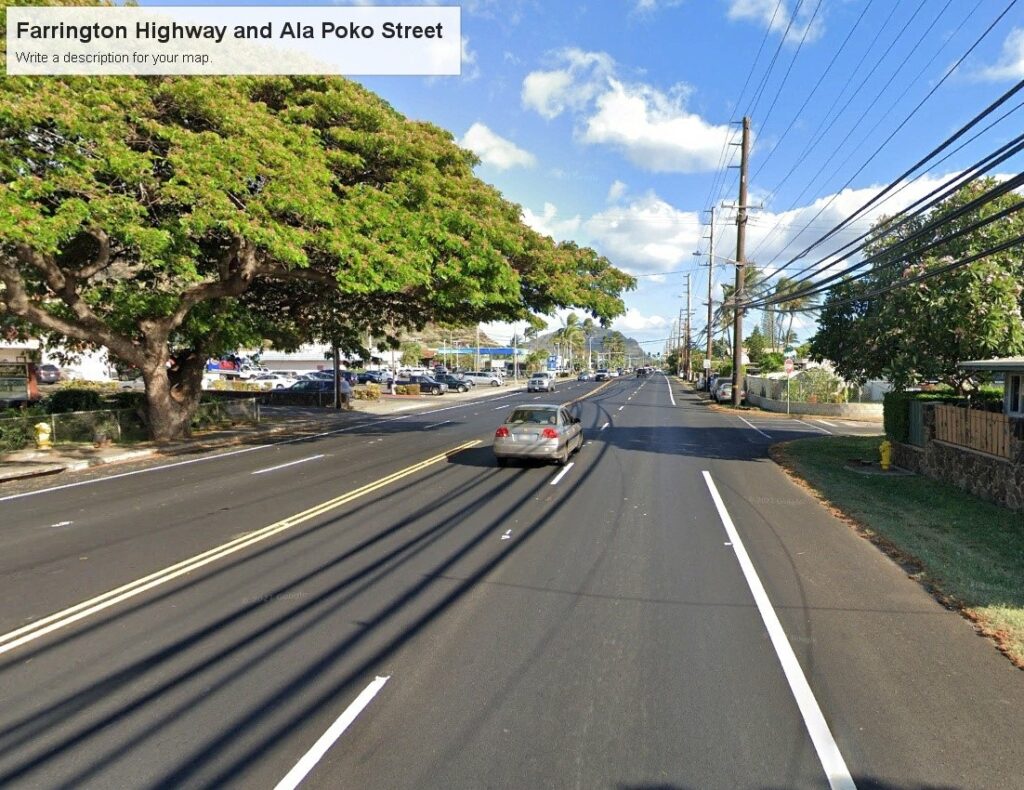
[0,15,633,438]
[810,179,1024,391]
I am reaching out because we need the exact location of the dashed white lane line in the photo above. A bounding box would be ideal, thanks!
[601,422,610,431]
[664,374,676,406]
[738,415,771,438]
[274,675,391,790]
[701,472,856,790]
[549,462,575,486]
[252,455,325,475]
[423,420,451,430]
[817,419,839,428]
[617,405,625,412]
[799,419,832,435]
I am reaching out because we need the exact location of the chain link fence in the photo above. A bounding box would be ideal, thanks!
[0,398,259,452]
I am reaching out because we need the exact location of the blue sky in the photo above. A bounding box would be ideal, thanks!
[145,0,1024,351]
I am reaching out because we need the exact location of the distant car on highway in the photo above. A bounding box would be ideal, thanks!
[493,404,583,467]
[594,369,610,381]
[527,372,556,392]
[577,371,592,381]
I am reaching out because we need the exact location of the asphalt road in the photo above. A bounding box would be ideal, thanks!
[0,375,1021,790]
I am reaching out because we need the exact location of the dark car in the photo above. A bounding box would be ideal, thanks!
[36,364,61,384]
[399,375,449,395]
[437,374,471,393]
[357,371,385,385]
[288,379,334,392]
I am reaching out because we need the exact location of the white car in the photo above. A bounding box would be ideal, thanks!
[461,371,504,387]
[527,372,556,392]
[252,372,299,390]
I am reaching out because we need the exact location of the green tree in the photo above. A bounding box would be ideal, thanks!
[602,330,627,368]
[745,326,767,364]
[810,179,1024,391]
[400,342,424,367]
[0,39,633,438]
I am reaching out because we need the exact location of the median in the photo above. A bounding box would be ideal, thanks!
[773,435,1024,668]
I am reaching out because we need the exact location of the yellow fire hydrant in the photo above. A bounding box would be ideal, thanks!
[34,421,53,450]
[879,439,892,472]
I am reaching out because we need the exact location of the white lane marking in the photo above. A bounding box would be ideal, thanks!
[501,529,512,541]
[423,420,451,430]
[738,415,771,438]
[601,422,609,431]
[0,390,530,504]
[617,405,624,412]
[664,374,676,406]
[252,455,325,475]
[702,472,856,790]
[798,419,832,435]
[549,462,575,486]
[817,419,839,427]
[274,675,390,790]
[494,405,508,410]
[50,520,73,528]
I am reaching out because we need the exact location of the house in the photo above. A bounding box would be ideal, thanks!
[959,357,1024,418]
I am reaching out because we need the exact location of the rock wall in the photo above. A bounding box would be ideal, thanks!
[893,404,1024,513]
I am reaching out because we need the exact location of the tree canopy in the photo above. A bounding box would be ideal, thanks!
[809,179,1024,391]
[0,12,633,437]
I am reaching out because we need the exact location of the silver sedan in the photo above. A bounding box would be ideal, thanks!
[493,404,583,466]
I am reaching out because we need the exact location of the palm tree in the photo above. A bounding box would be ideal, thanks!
[773,275,819,348]
[715,267,764,349]
[559,313,585,371]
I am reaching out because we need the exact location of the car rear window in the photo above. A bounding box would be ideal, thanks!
[507,408,558,424]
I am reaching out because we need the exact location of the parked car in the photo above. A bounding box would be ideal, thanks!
[358,371,385,385]
[399,375,449,395]
[288,379,335,393]
[577,371,593,381]
[713,378,734,402]
[493,404,584,466]
[594,368,610,381]
[36,364,61,384]
[527,372,556,392]
[460,370,503,387]
[251,372,298,390]
[436,374,471,393]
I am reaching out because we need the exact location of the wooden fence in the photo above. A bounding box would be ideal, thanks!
[933,404,1012,459]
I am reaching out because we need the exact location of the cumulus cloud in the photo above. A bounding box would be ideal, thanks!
[461,36,481,80]
[613,308,671,332]
[521,49,733,172]
[607,180,628,202]
[522,202,582,240]
[459,123,537,170]
[585,191,703,273]
[727,0,824,43]
[976,27,1024,81]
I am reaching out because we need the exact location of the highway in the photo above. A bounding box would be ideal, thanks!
[0,375,1021,790]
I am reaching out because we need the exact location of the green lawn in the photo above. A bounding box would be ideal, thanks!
[776,435,1024,667]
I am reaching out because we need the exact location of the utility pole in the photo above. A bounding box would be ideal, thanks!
[684,272,692,381]
[475,323,480,372]
[731,116,750,407]
[706,207,715,374]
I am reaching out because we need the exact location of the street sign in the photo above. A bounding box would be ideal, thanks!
[783,345,797,359]
[703,359,711,370]
[784,357,794,375]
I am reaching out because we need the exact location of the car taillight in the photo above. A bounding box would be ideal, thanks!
[541,427,559,439]
[495,427,510,438]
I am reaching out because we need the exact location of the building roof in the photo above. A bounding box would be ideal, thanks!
[959,357,1024,373]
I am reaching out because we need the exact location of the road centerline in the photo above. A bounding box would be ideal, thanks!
[702,471,856,790]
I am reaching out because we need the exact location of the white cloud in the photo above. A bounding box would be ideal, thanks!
[613,308,670,332]
[607,180,628,202]
[460,123,537,170]
[461,36,481,80]
[522,202,582,240]
[585,191,703,273]
[521,49,614,120]
[977,27,1024,81]
[522,50,733,172]
[632,0,684,12]
[727,0,824,43]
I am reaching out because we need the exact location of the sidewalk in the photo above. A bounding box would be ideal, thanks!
[0,380,529,484]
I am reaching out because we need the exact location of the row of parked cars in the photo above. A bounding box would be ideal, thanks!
[707,375,738,403]
[236,367,510,397]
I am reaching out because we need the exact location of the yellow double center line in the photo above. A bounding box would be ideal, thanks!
[0,439,480,658]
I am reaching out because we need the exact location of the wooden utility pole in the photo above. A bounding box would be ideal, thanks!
[706,207,715,370]
[683,273,692,380]
[731,116,750,407]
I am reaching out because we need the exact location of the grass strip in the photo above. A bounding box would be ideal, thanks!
[774,435,1024,668]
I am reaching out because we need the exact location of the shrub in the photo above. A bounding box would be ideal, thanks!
[354,385,381,401]
[47,388,104,414]
[107,391,147,411]
[0,416,33,452]
[394,384,418,396]
[57,379,119,393]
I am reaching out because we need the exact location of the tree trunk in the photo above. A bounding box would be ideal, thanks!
[142,351,206,442]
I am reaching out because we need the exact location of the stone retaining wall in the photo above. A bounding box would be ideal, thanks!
[893,404,1024,512]
[745,392,883,420]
